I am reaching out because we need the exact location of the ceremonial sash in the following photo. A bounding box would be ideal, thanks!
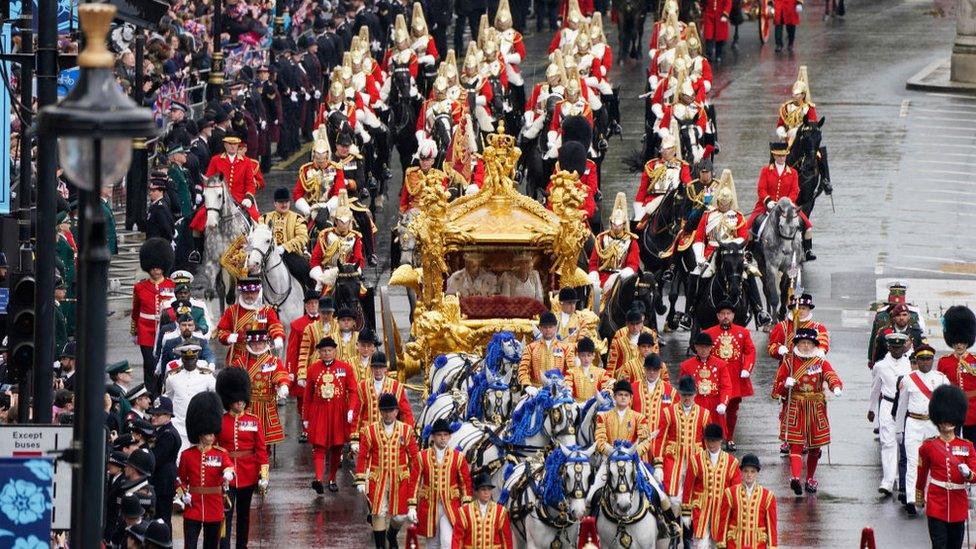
[909,372,933,400]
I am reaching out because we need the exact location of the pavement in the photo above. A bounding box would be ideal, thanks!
[98,0,976,545]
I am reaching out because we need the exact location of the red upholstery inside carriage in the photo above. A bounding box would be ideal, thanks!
[460,295,548,319]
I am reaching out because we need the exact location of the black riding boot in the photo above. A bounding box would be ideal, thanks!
[803,238,817,261]
[386,526,399,549]
[747,276,772,327]
[372,531,387,549]
[683,274,700,328]
[715,41,725,63]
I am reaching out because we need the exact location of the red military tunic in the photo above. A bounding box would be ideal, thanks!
[767,318,831,361]
[131,278,175,347]
[291,161,347,204]
[703,324,757,398]
[204,153,260,220]
[682,449,740,540]
[718,483,778,549]
[773,0,802,26]
[409,448,473,537]
[701,0,732,41]
[416,98,464,133]
[231,352,289,444]
[547,159,598,220]
[771,354,842,447]
[310,228,366,270]
[693,210,749,260]
[917,435,976,523]
[303,359,356,448]
[400,167,449,212]
[381,48,420,78]
[679,356,732,429]
[177,444,234,523]
[215,304,285,363]
[216,411,268,488]
[661,402,712,494]
[746,164,811,230]
[451,500,514,549]
[549,97,594,132]
[287,313,318,393]
[938,353,976,428]
[633,378,677,463]
[635,158,692,205]
[350,376,416,440]
[776,101,818,132]
[354,420,420,516]
[587,231,640,287]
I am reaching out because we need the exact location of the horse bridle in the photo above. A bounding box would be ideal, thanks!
[600,455,652,547]
[775,209,801,241]
[248,240,293,312]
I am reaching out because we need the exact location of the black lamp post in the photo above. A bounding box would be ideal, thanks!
[37,4,157,547]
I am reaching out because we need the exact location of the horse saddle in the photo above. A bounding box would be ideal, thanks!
[751,213,768,240]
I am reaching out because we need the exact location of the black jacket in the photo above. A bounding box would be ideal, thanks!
[151,422,180,497]
[145,198,175,242]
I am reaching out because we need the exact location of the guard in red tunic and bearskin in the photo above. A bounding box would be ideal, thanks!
[131,238,175,395]
[937,306,976,445]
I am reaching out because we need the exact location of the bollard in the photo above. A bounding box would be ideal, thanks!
[860,527,876,549]
[578,516,601,548]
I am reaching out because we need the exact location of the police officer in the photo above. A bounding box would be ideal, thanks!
[148,396,181,525]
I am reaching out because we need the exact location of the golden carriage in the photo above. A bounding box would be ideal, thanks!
[380,128,601,383]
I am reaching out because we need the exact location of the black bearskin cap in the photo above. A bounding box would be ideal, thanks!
[216,367,251,410]
[186,391,224,443]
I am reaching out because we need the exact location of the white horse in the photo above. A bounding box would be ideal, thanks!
[245,224,305,333]
[758,196,806,325]
[590,443,674,549]
[419,371,516,446]
[504,380,579,452]
[501,444,597,549]
[196,175,251,312]
[576,390,614,449]
[449,420,510,495]
[428,331,524,395]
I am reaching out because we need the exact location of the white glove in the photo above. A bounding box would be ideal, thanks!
[242,198,253,209]
[407,508,418,523]
[304,92,311,101]
[223,469,235,482]
[314,90,322,99]
[357,484,367,495]
[832,387,842,397]
[274,245,285,256]
[740,370,751,379]
[504,53,521,64]
[290,91,298,102]
[960,464,973,478]
[351,442,360,454]
[681,516,692,528]
[260,120,267,130]
[277,385,289,399]
[784,377,797,389]
[525,386,539,397]
[303,420,309,429]
[274,337,284,350]
[258,478,269,491]
[587,271,600,286]
[765,200,775,211]
[227,333,239,344]
[182,492,192,505]
[721,14,729,21]
[796,4,803,12]
[716,404,727,415]
[654,466,664,483]
[297,379,306,388]
[632,201,646,221]
[131,335,139,345]
[347,410,354,423]
[777,345,789,357]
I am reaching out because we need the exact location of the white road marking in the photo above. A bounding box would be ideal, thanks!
[900,99,911,117]
[921,188,976,196]
[914,168,976,176]
[906,142,976,149]
[912,124,976,132]
[926,199,976,206]
[925,92,976,101]
[914,159,975,166]
[885,265,976,277]
[901,254,970,264]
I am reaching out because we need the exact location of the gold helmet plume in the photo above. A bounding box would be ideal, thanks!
[335,189,353,223]
[609,192,629,226]
[411,2,428,37]
[792,65,812,104]
[495,0,513,30]
[714,169,739,211]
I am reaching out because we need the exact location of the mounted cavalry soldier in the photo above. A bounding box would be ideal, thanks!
[495,0,526,108]
[545,70,593,159]
[215,277,286,365]
[776,67,818,143]
[547,0,585,53]
[259,187,313,290]
[894,344,948,516]
[937,306,976,445]
[292,136,347,220]
[522,52,565,139]
[409,3,440,95]
[634,132,691,222]
[230,325,290,446]
[202,133,260,221]
[747,141,815,261]
[400,140,450,212]
[588,193,639,293]
[309,192,365,292]
[772,327,843,495]
[408,418,473,549]
[415,78,463,146]
[460,43,498,135]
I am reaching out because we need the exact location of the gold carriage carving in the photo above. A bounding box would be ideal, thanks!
[386,126,592,382]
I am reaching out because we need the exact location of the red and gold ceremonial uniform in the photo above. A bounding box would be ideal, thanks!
[350,377,415,440]
[297,317,339,388]
[594,408,651,460]
[217,410,268,489]
[661,402,712,494]
[131,278,175,347]
[693,209,749,260]
[635,158,692,210]
[381,48,420,78]
[746,163,811,230]
[202,152,259,221]
[230,352,289,444]
[409,447,473,537]
[310,228,365,271]
[606,326,659,378]
[334,330,359,365]
[718,483,778,549]
[917,435,976,523]
[215,304,285,364]
[616,356,671,385]
[679,355,732,432]
[776,99,818,134]
[682,449,740,541]
[416,97,463,135]
[564,364,614,402]
[632,378,677,462]
[451,500,515,549]
[291,160,347,205]
[767,317,830,360]
[938,353,976,430]
[400,166,449,213]
[771,354,842,447]
[701,0,732,42]
[177,444,234,523]
[303,359,356,448]
[549,96,594,133]
[703,323,756,440]
[587,231,641,289]
[354,420,420,516]
[517,338,571,387]
[287,312,319,405]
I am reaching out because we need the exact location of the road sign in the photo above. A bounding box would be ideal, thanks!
[0,425,73,529]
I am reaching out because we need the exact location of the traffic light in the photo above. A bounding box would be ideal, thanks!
[7,275,35,384]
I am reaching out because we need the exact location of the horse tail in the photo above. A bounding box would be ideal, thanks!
[622,148,645,174]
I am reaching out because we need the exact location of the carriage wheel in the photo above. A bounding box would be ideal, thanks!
[758,1,771,44]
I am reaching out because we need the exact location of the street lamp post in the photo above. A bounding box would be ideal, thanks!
[37,4,157,547]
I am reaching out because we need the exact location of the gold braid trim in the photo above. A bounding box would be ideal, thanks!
[317,231,344,263]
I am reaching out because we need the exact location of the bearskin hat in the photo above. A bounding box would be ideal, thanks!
[561,115,592,148]
[139,237,174,274]
[185,391,224,444]
[943,306,976,348]
[929,384,968,428]
[216,367,251,410]
[558,141,587,175]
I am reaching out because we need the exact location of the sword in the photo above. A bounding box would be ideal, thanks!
[829,192,836,214]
